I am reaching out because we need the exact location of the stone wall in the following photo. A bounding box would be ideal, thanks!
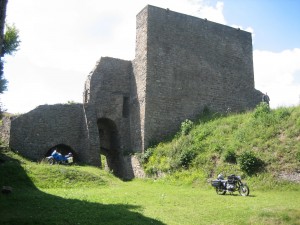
[9,104,91,163]
[132,7,149,151]
[83,57,135,179]
[136,5,262,148]
[86,57,133,154]
[0,115,11,146]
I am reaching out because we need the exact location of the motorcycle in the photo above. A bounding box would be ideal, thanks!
[46,150,73,165]
[211,174,250,196]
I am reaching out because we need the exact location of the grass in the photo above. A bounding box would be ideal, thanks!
[1,150,300,225]
[1,104,300,224]
[142,104,300,179]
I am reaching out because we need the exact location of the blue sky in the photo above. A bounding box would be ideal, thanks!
[222,0,300,51]
[2,0,300,113]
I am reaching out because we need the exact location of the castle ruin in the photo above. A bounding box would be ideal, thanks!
[7,5,262,179]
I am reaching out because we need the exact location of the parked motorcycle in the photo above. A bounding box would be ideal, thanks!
[46,150,73,165]
[211,174,250,196]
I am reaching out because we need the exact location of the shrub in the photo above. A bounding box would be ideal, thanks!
[252,103,280,127]
[140,147,155,164]
[238,151,264,175]
[179,148,197,169]
[180,119,194,135]
[145,166,158,176]
[223,149,237,164]
[193,153,208,167]
[253,102,270,118]
[274,107,291,119]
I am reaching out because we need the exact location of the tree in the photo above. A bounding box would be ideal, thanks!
[0,24,20,94]
[0,0,8,57]
[0,0,20,114]
[2,24,20,57]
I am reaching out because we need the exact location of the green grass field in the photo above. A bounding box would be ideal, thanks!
[1,151,299,225]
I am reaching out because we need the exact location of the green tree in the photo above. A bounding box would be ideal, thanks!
[0,24,20,94]
[1,24,20,57]
[0,24,20,116]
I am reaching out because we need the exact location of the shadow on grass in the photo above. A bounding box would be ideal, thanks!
[0,151,165,225]
[217,193,256,197]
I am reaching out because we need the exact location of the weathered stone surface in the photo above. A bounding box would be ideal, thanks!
[136,6,262,147]
[9,104,93,164]
[7,5,262,179]
[0,115,11,146]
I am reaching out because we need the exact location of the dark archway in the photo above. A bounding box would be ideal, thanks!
[45,144,77,162]
[97,118,123,178]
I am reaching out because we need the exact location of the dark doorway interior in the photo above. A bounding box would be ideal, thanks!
[46,144,77,161]
[97,118,123,178]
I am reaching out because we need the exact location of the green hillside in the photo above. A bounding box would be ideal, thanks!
[0,103,300,225]
[141,103,300,187]
[1,147,300,225]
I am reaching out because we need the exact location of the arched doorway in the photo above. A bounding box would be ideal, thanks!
[45,144,77,161]
[97,118,123,178]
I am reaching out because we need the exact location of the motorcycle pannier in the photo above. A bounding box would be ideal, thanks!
[67,157,73,163]
[211,180,221,187]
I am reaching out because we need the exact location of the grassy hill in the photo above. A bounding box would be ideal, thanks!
[0,103,300,224]
[1,148,300,225]
[140,103,300,187]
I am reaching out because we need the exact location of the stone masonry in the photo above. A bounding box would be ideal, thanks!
[7,5,262,179]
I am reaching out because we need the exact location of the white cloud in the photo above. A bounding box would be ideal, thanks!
[254,48,300,108]
[195,1,226,24]
[3,0,225,114]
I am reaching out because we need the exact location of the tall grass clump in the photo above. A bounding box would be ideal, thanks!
[180,119,194,135]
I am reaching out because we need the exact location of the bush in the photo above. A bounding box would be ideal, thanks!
[274,107,291,119]
[238,151,264,175]
[179,148,197,169]
[223,149,237,164]
[144,166,158,176]
[180,119,194,135]
[253,102,270,118]
[140,147,155,164]
[252,102,279,127]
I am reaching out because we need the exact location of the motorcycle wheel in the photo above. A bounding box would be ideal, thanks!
[239,184,250,196]
[48,158,55,165]
[216,187,226,195]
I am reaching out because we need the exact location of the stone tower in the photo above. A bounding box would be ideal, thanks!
[132,5,261,150]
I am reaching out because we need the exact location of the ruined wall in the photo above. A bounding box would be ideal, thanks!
[84,57,135,179]
[132,8,149,151]
[135,5,262,147]
[0,115,11,146]
[9,104,91,163]
[86,57,133,152]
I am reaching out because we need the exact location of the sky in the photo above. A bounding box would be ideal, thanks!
[1,0,300,114]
